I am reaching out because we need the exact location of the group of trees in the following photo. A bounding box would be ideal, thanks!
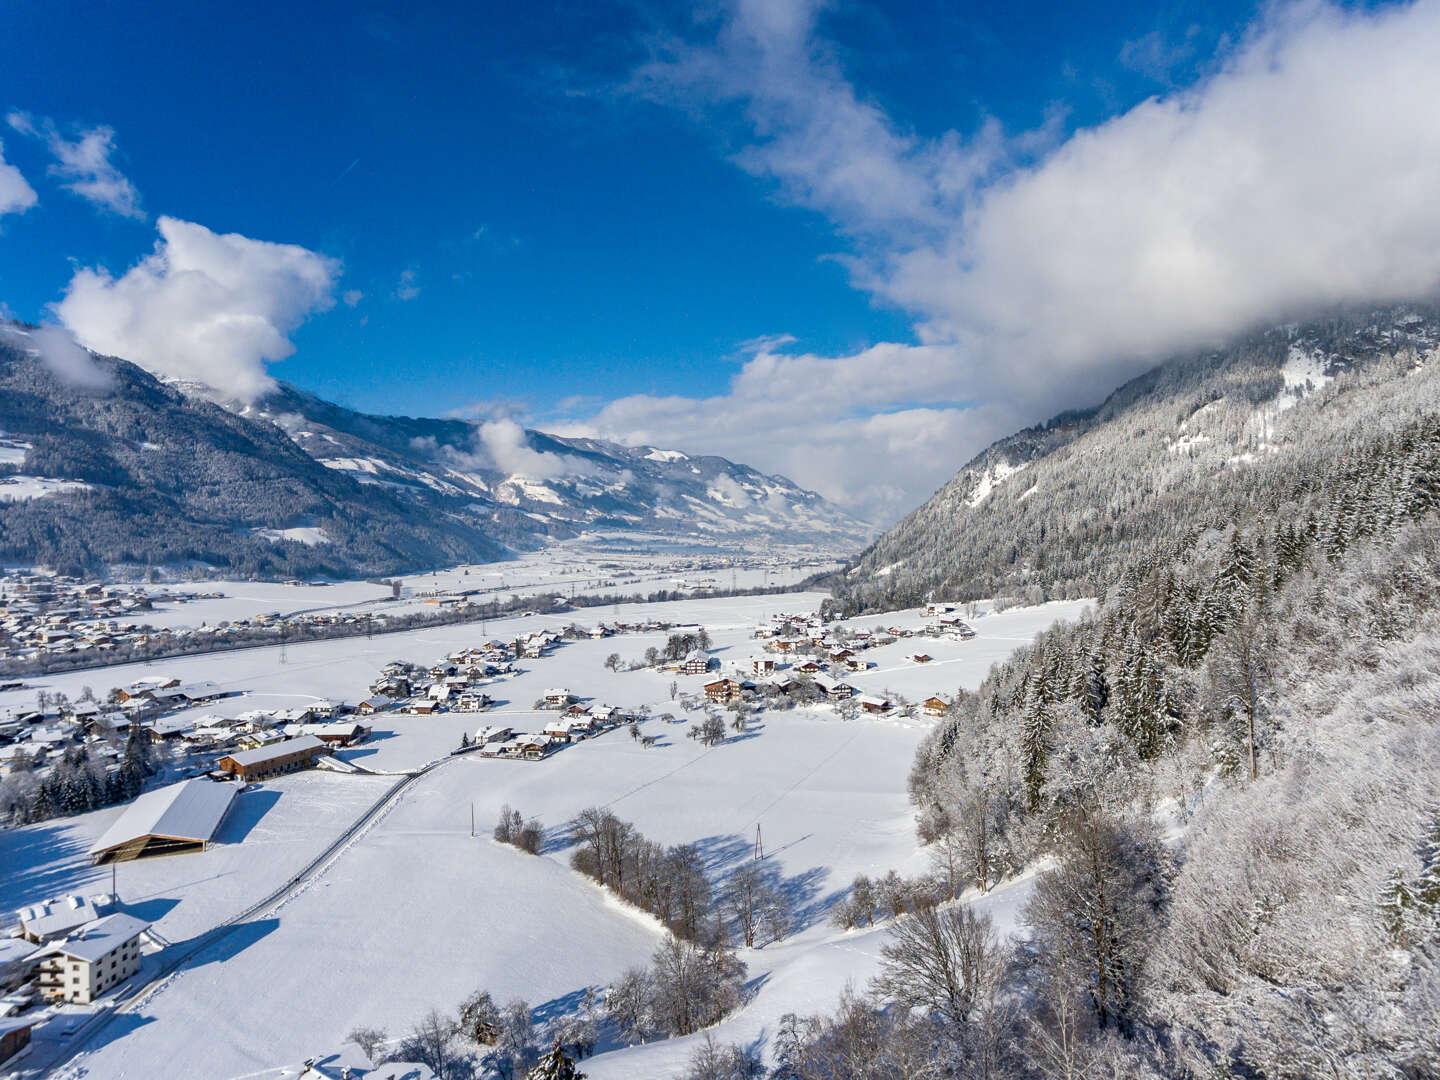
[351,989,594,1080]
[569,807,718,942]
[606,937,748,1044]
[0,723,156,825]
[493,805,544,855]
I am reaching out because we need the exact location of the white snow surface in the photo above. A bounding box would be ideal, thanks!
[251,526,331,546]
[0,476,92,501]
[0,587,1088,1080]
[965,460,1026,507]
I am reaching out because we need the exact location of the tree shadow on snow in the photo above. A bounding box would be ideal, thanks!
[0,821,101,906]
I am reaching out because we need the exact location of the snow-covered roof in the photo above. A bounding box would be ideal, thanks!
[89,778,239,858]
[17,893,115,939]
[221,734,326,767]
[29,912,150,963]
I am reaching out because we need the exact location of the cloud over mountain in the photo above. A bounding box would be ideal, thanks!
[593,0,1440,523]
[55,216,340,402]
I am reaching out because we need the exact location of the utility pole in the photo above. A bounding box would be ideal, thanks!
[470,802,475,838]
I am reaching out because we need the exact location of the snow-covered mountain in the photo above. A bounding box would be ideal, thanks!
[0,327,868,580]
[836,305,1440,611]
[225,381,870,550]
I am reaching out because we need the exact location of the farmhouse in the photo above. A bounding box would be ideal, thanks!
[216,735,329,781]
[88,778,239,864]
[923,696,949,718]
[860,696,892,714]
[30,912,150,1004]
[356,694,394,715]
[543,688,574,709]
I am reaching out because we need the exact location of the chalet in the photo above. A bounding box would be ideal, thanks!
[30,912,150,1004]
[860,696,891,714]
[543,688,575,709]
[911,653,933,664]
[923,696,949,718]
[235,729,285,751]
[475,725,514,745]
[398,698,440,715]
[87,778,239,863]
[451,691,492,713]
[216,735,329,781]
[683,652,711,676]
[542,719,591,743]
[704,678,744,705]
[516,734,555,760]
[177,681,225,704]
[356,694,394,715]
[825,682,856,701]
[795,660,824,675]
[843,657,870,673]
[751,657,776,676]
[290,722,370,747]
[144,715,195,741]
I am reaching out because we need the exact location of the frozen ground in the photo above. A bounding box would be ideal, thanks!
[0,587,1089,1079]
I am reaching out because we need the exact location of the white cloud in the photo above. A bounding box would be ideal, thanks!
[7,112,144,219]
[0,138,38,219]
[395,268,420,301]
[415,418,597,480]
[611,0,1440,524]
[342,288,364,307]
[54,216,340,401]
[0,324,113,390]
[557,337,1018,525]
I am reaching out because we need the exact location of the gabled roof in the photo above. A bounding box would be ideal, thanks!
[221,735,326,767]
[28,912,150,963]
[89,779,239,858]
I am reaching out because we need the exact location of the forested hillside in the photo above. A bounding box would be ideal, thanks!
[834,307,1440,614]
[778,309,1440,1078]
[0,330,507,579]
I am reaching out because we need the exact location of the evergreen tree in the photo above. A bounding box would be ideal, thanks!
[526,1039,586,1080]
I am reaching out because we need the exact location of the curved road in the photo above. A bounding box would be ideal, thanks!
[44,754,462,1078]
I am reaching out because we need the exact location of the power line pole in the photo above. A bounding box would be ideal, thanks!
[754,823,764,861]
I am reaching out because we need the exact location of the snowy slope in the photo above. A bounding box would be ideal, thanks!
[1,590,1083,1079]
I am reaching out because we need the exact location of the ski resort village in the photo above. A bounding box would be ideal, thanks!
[0,539,1089,1079]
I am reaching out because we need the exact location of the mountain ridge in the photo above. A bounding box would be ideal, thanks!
[0,325,869,579]
[831,304,1440,613]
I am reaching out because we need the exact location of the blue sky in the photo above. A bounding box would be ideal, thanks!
[3,0,1437,523]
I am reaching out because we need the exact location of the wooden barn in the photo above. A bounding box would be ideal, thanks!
[88,778,239,864]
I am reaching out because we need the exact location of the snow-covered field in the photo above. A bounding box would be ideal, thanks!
[128,534,844,631]
[0,586,1089,1079]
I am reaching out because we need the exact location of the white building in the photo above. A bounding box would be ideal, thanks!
[30,912,150,1003]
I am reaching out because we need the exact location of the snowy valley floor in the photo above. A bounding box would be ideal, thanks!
[0,592,1090,1079]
